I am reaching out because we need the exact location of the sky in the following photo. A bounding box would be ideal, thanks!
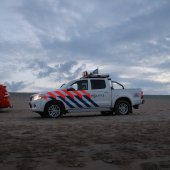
[0,0,170,94]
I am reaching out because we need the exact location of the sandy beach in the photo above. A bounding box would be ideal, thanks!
[0,93,170,170]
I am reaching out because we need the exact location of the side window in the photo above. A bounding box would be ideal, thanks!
[72,83,78,90]
[91,80,106,90]
[71,80,88,90]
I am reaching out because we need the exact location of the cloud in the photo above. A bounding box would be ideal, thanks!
[26,60,86,81]
[128,79,170,95]
[4,81,30,92]
[155,58,170,71]
[0,0,170,93]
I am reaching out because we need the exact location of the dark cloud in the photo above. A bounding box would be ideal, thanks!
[18,0,170,65]
[156,61,170,71]
[4,81,30,92]
[27,60,86,81]
[110,4,170,43]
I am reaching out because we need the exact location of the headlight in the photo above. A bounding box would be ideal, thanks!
[33,95,43,101]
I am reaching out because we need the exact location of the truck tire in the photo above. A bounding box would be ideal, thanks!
[45,101,63,118]
[115,100,131,115]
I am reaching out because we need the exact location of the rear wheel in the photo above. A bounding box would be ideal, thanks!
[45,101,63,118]
[115,100,131,115]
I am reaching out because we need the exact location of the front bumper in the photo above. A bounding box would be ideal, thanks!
[29,99,44,112]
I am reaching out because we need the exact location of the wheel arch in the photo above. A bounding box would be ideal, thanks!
[114,97,132,113]
[44,99,66,113]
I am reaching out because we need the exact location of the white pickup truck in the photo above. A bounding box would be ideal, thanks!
[29,71,144,118]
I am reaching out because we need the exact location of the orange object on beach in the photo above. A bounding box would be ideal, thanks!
[0,84,12,108]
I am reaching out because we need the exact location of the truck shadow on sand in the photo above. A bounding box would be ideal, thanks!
[62,114,113,119]
[28,113,113,120]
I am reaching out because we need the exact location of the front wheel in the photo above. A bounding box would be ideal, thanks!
[114,100,131,115]
[45,101,63,118]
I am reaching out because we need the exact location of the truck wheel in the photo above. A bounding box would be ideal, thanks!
[45,101,63,118]
[115,100,131,115]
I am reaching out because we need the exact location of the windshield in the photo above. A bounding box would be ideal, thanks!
[60,83,68,89]
[59,80,77,89]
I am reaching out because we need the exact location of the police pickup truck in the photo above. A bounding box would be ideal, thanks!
[29,70,144,118]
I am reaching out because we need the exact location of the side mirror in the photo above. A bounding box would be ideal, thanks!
[67,87,75,91]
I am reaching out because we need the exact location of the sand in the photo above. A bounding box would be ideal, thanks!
[0,93,170,170]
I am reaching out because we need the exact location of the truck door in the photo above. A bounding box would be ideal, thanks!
[68,80,91,109]
[88,79,111,107]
